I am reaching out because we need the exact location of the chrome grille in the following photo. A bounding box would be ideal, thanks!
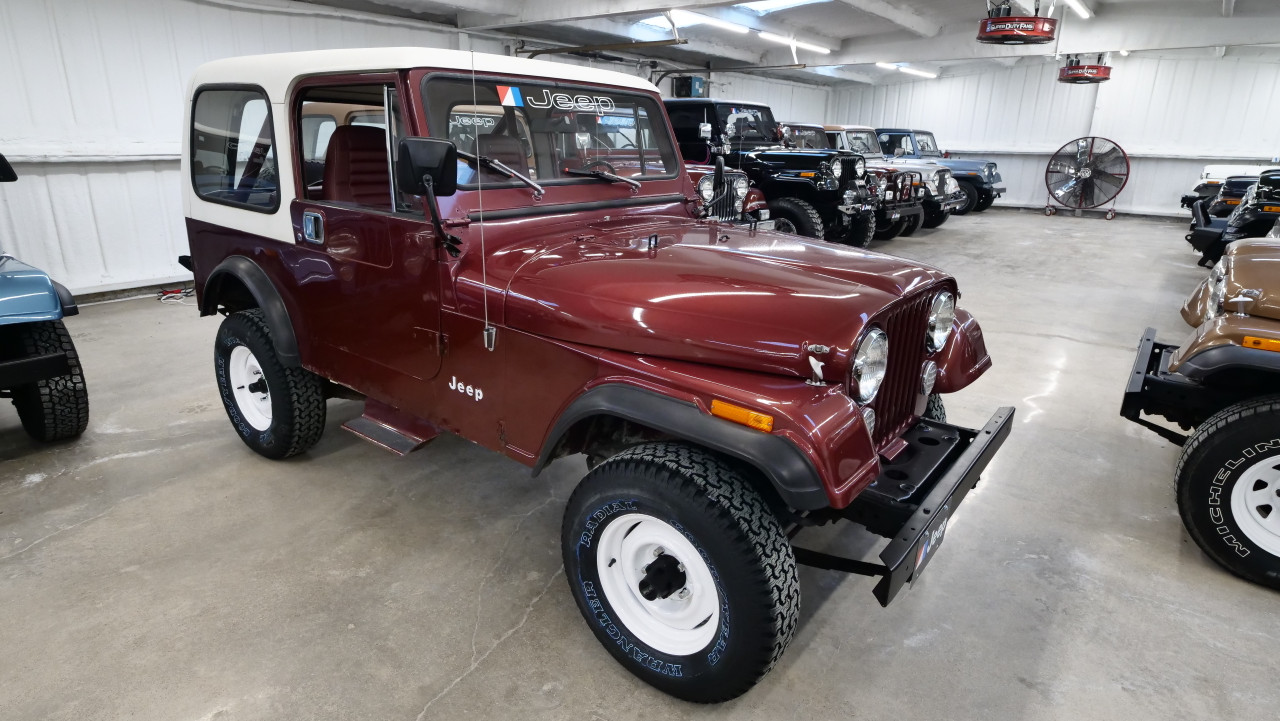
[707,170,746,222]
[868,290,937,447]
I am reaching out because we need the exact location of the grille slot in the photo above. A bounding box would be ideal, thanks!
[869,290,937,447]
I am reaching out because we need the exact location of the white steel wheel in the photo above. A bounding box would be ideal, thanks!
[595,513,721,656]
[228,345,272,431]
[1230,458,1280,557]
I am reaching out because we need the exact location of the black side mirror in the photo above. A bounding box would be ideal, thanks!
[396,137,457,197]
[0,153,16,183]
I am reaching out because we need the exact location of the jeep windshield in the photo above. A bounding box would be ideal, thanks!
[916,132,943,157]
[843,130,882,155]
[424,78,678,190]
[716,104,779,145]
[790,127,831,150]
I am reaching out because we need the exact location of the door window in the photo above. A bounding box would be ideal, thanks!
[296,85,411,211]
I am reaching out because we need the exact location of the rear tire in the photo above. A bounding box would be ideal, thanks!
[214,309,326,459]
[1176,397,1280,590]
[768,197,824,239]
[952,181,979,216]
[562,442,800,703]
[9,320,89,442]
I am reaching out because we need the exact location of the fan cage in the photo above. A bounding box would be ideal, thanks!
[1044,136,1130,210]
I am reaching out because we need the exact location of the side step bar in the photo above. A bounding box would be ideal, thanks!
[341,399,440,456]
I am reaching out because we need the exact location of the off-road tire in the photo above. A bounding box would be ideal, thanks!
[922,208,950,229]
[1175,396,1280,589]
[974,193,996,212]
[9,320,89,442]
[923,394,946,423]
[214,309,325,459]
[768,197,824,239]
[562,442,800,703]
[848,210,876,248]
[874,214,905,241]
[952,181,979,216]
[898,212,923,237]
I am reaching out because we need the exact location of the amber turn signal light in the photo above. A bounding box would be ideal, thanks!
[1243,336,1280,353]
[710,400,774,432]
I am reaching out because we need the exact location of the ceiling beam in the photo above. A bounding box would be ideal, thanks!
[535,16,766,64]
[1223,0,1236,18]
[457,0,740,30]
[835,0,941,38]
[681,6,842,51]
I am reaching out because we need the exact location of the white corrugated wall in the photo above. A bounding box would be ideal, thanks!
[832,55,1280,217]
[0,0,833,294]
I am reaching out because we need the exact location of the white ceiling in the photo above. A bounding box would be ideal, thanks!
[301,0,1280,85]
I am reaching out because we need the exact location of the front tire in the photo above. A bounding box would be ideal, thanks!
[974,193,996,212]
[562,442,800,703]
[767,197,824,239]
[874,213,903,240]
[214,309,326,459]
[8,320,89,442]
[898,212,923,237]
[921,208,950,229]
[952,181,979,216]
[1176,397,1280,589]
[923,393,946,423]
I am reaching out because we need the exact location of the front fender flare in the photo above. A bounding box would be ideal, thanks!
[933,308,992,394]
[533,384,830,511]
[202,256,300,367]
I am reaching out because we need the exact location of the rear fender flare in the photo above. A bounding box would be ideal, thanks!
[202,256,300,367]
[533,384,830,511]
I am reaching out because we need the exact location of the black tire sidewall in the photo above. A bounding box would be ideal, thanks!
[564,477,776,698]
[952,181,978,215]
[768,197,822,238]
[214,312,297,459]
[1178,416,1280,587]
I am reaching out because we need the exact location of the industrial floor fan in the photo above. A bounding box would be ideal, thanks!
[1043,136,1130,219]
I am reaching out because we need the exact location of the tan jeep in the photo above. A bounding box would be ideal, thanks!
[1123,237,1280,588]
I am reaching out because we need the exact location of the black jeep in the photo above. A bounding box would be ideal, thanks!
[664,99,891,247]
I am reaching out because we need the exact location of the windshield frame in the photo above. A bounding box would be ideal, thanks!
[915,132,943,157]
[843,130,883,155]
[420,72,681,191]
[714,103,779,145]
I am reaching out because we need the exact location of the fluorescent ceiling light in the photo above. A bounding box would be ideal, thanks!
[898,66,937,79]
[636,9,749,32]
[1119,49,1130,56]
[738,0,829,15]
[758,31,831,54]
[876,62,898,70]
[1063,0,1091,19]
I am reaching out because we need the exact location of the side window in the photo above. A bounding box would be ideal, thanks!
[666,106,713,143]
[191,88,279,212]
[296,85,409,212]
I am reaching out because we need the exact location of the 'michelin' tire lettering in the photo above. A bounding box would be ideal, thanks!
[1175,396,1280,589]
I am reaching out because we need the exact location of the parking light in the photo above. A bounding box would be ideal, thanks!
[710,399,775,432]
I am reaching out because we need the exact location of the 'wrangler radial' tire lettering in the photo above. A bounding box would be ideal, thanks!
[8,319,89,442]
[561,442,800,703]
[214,309,326,459]
[1175,396,1280,589]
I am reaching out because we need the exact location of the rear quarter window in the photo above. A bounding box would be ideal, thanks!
[191,87,280,212]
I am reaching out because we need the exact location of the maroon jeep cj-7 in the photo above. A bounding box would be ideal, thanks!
[179,48,1013,702]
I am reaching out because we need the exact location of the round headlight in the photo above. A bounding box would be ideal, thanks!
[734,176,749,199]
[926,292,956,352]
[853,327,889,403]
[855,158,866,175]
[830,160,842,180]
[697,175,715,202]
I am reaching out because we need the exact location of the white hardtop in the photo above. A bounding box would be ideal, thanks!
[824,124,875,133]
[188,47,660,101]
[1201,163,1280,182]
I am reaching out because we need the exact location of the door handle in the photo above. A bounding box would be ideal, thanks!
[302,211,325,245]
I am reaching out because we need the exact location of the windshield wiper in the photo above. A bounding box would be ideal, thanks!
[458,149,544,198]
[563,167,642,190]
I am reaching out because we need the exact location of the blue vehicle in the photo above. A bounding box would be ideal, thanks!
[875,129,1005,215]
[0,152,89,441]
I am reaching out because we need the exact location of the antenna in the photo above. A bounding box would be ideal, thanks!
[470,52,496,352]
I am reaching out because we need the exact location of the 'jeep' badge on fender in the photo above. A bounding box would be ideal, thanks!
[449,376,484,402]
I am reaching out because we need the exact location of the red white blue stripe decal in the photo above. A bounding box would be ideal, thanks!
[497,85,524,107]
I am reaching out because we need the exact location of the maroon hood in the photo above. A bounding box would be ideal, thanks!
[501,216,953,379]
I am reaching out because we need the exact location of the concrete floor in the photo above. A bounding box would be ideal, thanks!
[2,208,1276,720]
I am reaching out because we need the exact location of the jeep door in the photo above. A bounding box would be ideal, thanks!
[288,78,444,386]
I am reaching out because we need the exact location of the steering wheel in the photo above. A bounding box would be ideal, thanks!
[581,159,617,174]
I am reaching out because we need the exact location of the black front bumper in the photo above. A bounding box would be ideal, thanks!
[793,406,1015,606]
[0,351,71,390]
[876,203,924,225]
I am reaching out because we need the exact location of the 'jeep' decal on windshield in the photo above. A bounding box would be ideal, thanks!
[524,88,617,114]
